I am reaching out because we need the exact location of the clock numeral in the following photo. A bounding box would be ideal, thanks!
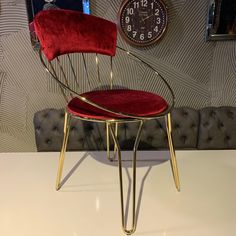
[127,8,134,15]
[141,0,147,7]
[154,26,159,32]
[148,32,152,38]
[155,9,160,15]
[156,18,161,24]
[127,25,132,32]
[125,16,130,23]
[132,31,137,38]
[133,2,139,8]
[140,34,144,40]
[151,2,154,9]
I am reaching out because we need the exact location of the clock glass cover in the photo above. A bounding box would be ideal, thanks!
[118,0,168,46]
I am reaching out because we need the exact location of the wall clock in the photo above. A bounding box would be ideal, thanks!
[118,0,168,46]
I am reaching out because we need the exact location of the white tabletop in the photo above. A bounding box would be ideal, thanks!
[0,150,236,236]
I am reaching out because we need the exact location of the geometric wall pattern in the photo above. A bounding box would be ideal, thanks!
[0,0,235,152]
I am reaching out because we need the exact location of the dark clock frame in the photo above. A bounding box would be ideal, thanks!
[118,0,168,47]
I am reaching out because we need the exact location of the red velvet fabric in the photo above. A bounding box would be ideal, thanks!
[33,9,117,61]
[67,89,168,120]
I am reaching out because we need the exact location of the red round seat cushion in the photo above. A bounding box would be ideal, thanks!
[67,89,168,120]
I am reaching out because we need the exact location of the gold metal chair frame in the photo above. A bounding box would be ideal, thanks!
[39,46,180,235]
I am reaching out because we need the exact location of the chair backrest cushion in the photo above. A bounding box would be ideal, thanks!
[34,9,117,60]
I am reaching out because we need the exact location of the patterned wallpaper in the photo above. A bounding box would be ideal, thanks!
[0,0,235,152]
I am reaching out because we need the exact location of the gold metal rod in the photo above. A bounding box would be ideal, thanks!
[48,61,68,102]
[95,53,101,85]
[131,120,144,230]
[82,53,92,90]
[56,111,71,190]
[109,120,144,235]
[106,122,118,161]
[67,54,80,91]
[56,57,70,87]
[113,122,118,160]
[56,57,74,99]
[106,122,111,161]
[166,113,180,191]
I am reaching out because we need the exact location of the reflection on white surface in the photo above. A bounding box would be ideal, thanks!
[95,196,100,212]
[0,151,236,236]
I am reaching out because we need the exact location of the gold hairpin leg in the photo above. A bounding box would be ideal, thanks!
[56,111,71,190]
[165,113,180,191]
[109,120,144,235]
[106,122,110,160]
[106,122,118,161]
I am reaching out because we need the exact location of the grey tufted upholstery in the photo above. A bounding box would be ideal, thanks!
[198,107,236,149]
[33,107,199,151]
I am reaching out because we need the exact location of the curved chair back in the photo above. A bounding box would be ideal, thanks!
[34,9,175,118]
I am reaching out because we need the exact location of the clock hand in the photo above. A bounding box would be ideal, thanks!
[141,14,154,22]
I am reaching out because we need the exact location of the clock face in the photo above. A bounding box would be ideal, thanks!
[118,0,168,46]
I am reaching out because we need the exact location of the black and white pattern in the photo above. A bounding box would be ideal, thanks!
[0,0,235,151]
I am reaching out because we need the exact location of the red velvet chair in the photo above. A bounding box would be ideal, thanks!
[34,9,180,235]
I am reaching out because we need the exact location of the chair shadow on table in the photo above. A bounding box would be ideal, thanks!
[58,150,170,226]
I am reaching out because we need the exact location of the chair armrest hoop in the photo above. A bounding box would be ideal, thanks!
[117,46,175,113]
[39,48,174,119]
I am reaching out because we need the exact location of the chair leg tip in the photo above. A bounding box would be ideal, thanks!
[107,157,115,162]
[56,185,61,191]
[123,229,135,235]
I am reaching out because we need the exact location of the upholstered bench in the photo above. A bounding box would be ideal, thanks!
[33,107,236,151]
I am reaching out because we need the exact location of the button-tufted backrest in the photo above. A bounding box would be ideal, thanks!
[171,107,199,148]
[33,107,199,151]
[198,107,236,149]
[34,106,236,151]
